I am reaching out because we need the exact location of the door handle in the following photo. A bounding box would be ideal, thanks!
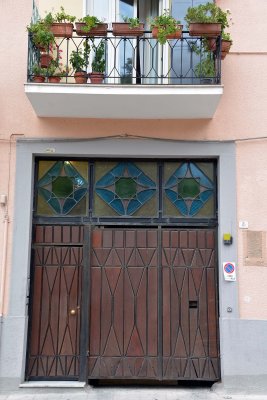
[69,306,80,315]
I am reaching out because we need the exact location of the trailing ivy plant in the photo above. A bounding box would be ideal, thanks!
[150,9,181,45]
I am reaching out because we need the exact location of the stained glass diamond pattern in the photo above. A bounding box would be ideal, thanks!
[95,162,156,216]
[37,161,88,215]
[165,162,214,217]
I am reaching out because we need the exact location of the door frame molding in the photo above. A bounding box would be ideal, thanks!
[6,138,237,384]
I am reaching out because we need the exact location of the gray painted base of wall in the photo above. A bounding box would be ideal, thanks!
[213,376,267,394]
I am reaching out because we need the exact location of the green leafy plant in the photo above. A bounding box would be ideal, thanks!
[32,63,47,76]
[122,16,141,29]
[91,40,106,73]
[54,6,75,23]
[194,55,215,78]
[78,15,102,33]
[222,32,232,42]
[43,7,76,24]
[69,43,90,72]
[27,20,54,48]
[46,59,67,77]
[150,9,181,45]
[185,2,230,31]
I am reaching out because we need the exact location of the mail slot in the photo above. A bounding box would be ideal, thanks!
[189,300,198,309]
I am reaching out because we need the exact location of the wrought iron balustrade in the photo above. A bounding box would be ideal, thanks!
[28,30,222,85]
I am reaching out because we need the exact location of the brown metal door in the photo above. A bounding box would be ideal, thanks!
[162,229,220,380]
[88,228,159,379]
[26,225,83,379]
[88,227,219,381]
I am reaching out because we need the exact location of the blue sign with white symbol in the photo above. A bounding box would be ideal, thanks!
[223,262,236,281]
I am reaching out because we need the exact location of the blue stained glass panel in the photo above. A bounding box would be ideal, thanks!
[164,161,215,217]
[36,160,88,216]
[94,161,157,216]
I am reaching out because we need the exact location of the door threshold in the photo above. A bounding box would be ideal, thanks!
[20,381,86,388]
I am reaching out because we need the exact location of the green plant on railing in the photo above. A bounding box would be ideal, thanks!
[185,2,230,31]
[69,42,91,73]
[122,16,141,29]
[91,40,106,73]
[78,15,103,33]
[222,31,232,42]
[46,59,67,77]
[43,6,76,24]
[194,54,215,79]
[150,9,181,45]
[27,20,54,48]
[32,63,47,76]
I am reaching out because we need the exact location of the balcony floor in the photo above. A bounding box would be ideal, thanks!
[24,83,223,119]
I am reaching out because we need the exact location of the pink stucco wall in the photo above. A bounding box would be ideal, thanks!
[1,0,267,318]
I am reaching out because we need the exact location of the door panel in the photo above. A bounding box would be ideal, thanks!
[162,229,220,380]
[88,227,219,381]
[88,228,159,379]
[26,225,83,379]
[27,226,219,381]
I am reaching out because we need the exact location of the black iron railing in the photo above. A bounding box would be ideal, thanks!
[28,30,222,85]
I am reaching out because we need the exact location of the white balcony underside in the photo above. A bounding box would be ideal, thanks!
[25,83,223,119]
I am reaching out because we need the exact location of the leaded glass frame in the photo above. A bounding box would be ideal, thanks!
[34,158,217,223]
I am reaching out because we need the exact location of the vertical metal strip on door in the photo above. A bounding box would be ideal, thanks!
[88,228,159,379]
[26,225,83,379]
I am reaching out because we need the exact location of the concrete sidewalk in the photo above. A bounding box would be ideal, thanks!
[1,386,267,400]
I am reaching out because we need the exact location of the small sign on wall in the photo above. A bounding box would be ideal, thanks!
[223,262,236,281]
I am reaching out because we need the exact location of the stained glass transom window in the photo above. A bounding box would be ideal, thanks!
[35,159,216,219]
[164,161,215,217]
[94,162,157,216]
[36,161,88,216]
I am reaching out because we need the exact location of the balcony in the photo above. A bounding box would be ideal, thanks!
[25,29,224,119]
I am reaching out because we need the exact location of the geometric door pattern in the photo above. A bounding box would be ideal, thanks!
[88,228,159,379]
[26,225,83,379]
[162,229,220,380]
[88,227,220,381]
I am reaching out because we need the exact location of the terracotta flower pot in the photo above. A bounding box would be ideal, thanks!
[74,71,88,84]
[48,76,61,83]
[40,53,53,68]
[32,76,45,83]
[75,23,108,37]
[50,23,73,38]
[189,23,222,37]
[207,38,232,59]
[152,25,183,40]
[89,72,104,84]
[112,22,145,37]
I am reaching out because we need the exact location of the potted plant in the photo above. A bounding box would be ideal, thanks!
[75,15,108,37]
[44,7,76,38]
[46,59,66,83]
[185,2,230,37]
[69,43,90,84]
[89,41,106,84]
[27,20,54,52]
[112,17,145,37]
[32,64,47,83]
[206,32,233,59]
[194,55,216,84]
[150,9,182,44]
